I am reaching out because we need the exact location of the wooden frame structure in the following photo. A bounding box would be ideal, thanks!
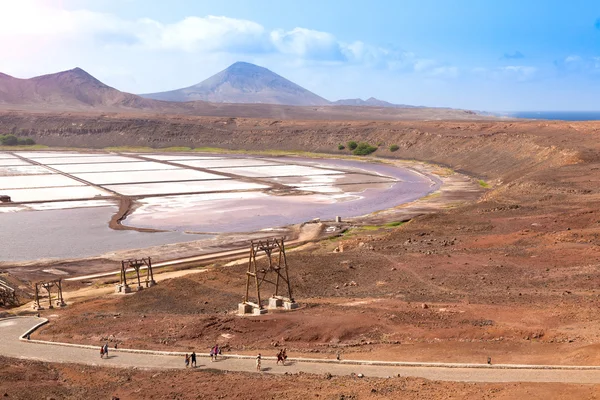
[116,257,156,293]
[240,238,297,314]
[0,280,17,307]
[33,279,65,310]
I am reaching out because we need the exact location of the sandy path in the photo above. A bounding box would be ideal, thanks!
[4,317,600,383]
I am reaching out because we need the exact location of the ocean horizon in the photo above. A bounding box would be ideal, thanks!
[505,111,600,121]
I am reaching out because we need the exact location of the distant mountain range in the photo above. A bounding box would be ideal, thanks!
[141,62,417,108]
[332,97,418,108]
[0,62,486,120]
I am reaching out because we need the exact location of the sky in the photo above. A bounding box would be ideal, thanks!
[2,0,600,111]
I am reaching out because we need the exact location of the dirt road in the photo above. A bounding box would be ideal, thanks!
[4,317,600,384]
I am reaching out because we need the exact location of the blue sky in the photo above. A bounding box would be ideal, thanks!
[2,0,600,111]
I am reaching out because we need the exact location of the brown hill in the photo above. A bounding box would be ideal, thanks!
[0,68,160,110]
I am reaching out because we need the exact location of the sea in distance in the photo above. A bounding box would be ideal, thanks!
[505,111,600,121]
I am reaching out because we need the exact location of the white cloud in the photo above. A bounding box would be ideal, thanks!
[564,55,582,63]
[270,28,343,60]
[472,66,537,82]
[554,55,600,76]
[137,16,266,53]
[501,66,537,80]
[429,66,459,79]
[0,0,459,95]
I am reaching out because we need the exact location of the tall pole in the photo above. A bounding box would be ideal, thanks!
[245,245,253,303]
[254,249,262,309]
[281,238,293,301]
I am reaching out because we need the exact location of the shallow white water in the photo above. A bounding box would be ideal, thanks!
[27,155,139,164]
[16,152,116,158]
[50,161,179,174]
[140,154,228,161]
[0,159,33,166]
[2,152,443,260]
[0,165,55,176]
[0,174,85,189]
[176,158,280,169]
[214,164,346,178]
[105,179,268,196]
[3,186,111,202]
[73,169,225,185]
[0,153,18,159]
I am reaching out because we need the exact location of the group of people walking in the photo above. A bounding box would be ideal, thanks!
[183,345,221,367]
[184,351,197,368]
[256,348,287,372]
[101,341,288,372]
[99,343,109,359]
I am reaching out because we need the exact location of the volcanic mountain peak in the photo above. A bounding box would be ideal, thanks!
[141,61,330,106]
[31,67,109,89]
[0,67,155,109]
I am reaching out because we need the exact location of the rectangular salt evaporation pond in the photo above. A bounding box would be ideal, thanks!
[0,165,54,176]
[141,154,228,161]
[0,159,33,166]
[0,153,18,159]
[0,174,85,189]
[51,161,180,174]
[74,169,226,185]
[15,152,111,158]
[106,180,268,196]
[176,158,279,169]
[28,155,139,165]
[218,164,346,178]
[260,158,370,174]
[3,186,110,202]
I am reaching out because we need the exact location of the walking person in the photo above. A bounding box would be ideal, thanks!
[103,343,109,359]
[256,353,262,372]
[282,348,288,365]
[185,354,190,368]
[209,346,215,362]
[276,349,284,365]
[191,351,197,367]
[100,346,104,359]
[213,344,220,361]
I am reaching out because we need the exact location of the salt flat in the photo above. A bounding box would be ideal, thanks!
[73,169,226,185]
[15,152,113,158]
[3,186,111,202]
[105,179,268,196]
[0,165,54,176]
[51,161,180,173]
[215,164,345,178]
[26,155,139,164]
[0,174,85,189]
[1,151,441,260]
[0,159,33,166]
[176,158,279,169]
[0,153,18,159]
[140,154,228,161]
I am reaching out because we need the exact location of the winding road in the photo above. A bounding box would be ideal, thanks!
[3,317,600,383]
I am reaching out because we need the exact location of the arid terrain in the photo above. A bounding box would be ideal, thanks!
[5,356,600,400]
[3,113,600,397]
